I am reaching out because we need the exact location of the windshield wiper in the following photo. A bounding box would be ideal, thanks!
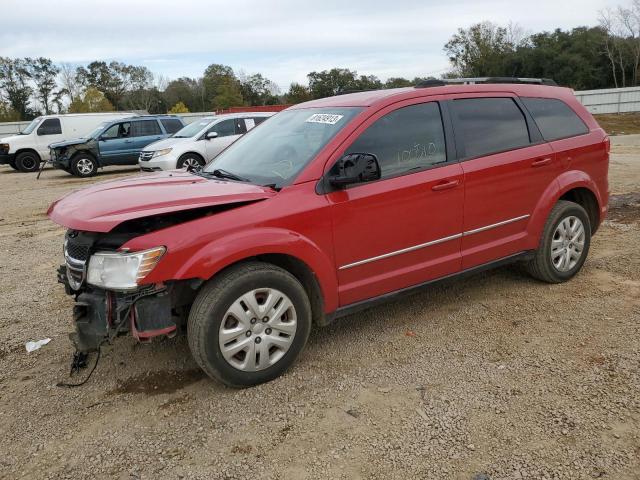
[210,168,251,182]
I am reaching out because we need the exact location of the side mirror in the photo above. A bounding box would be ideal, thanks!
[206,131,218,140]
[328,153,381,188]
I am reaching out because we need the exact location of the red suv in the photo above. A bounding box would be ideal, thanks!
[48,78,609,387]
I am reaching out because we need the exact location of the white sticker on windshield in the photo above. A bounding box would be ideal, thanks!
[306,113,344,125]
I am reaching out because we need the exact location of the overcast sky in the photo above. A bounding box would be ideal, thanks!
[1,0,624,91]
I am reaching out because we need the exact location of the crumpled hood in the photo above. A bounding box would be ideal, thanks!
[47,171,276,232]
[49,137,90,149]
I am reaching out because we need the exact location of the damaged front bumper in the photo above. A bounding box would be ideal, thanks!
[57,264,183,353]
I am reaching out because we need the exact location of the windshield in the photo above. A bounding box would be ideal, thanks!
[21,117,43,135]
[88,122,110,139]
[172,119,215,138]
[203,108,362,187]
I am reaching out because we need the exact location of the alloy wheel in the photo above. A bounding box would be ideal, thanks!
[182,158,202,171]
[218,288,297,372]
[76,158,94,175]
[550,215,585,272]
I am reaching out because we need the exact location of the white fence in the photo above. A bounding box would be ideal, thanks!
[2,86,640,137]
[574,86,640,114]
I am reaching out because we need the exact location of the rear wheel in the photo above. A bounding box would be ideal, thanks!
[70,153,98,178]
[177,153,205,171]
[15,151,41,173]
[527,200,591,283]
[187,262,312,387]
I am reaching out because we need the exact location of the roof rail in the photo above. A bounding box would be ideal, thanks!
[415,77,558,88]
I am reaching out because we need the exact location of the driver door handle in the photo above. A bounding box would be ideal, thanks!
[431,179,460,191]
[531,157,552,167]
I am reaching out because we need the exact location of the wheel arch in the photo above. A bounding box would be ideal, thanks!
[139,227,340,316]
[558,187,600,234]
[527,171,603,250]
[212,253,328,326]
[14,148,41,160]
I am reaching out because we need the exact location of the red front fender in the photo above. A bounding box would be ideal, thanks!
[140,227,340,314]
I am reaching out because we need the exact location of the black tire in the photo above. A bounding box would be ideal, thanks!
[8,157,18,170]
[70,153,98,178]
[177,153,205,170]
[188,262,312,388]
[527,200,591,283]
[15,151,41,173]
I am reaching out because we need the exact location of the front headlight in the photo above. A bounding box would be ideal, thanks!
[152,148,172,158]
[86,246,165,290]
[0,143,9,153]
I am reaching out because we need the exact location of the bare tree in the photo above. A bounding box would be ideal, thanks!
[599,8,626,87]
[58,63,82,103]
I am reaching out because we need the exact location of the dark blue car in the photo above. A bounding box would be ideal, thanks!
[49,115,184,177]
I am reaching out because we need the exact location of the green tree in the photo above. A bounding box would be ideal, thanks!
[508,27,613,89]
[384,77,413,88]
[0,57,34,120]
[68,87,114,113]
[168,101,189,113]
[163,77,204,112]
[28,57,60,114]
[239,73,280,106]
[444,21,515,77]
[203,64,243,110]
[285,82,313,104]
[307,68,360,98]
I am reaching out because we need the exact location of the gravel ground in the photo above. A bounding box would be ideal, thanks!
[0,142,639,480]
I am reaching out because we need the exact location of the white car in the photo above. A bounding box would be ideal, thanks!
[0,112,137,172]
[138,112,274,171]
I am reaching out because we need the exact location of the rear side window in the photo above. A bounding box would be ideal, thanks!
[160,119,183,134]
[452,98,530,158]
[37,118,62,136]
[131,120,162,137]
[522,97,589,141]
[347,102,447,178]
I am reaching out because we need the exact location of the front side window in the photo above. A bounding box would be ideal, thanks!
[209,119,237,137]
[173,119,215,138]
[203,107,363,188]
[452,97,530,159]
[37,118,62,136]
[101,122,131,140]
[345,102,447,178]
[131,120,162,137]
[522,97,589,141]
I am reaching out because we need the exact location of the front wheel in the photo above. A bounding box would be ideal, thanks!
[70,153,98,178]
[15,151,41,172]
[187,262,312,387]
[177,153,205,171]
[527,200,591,283]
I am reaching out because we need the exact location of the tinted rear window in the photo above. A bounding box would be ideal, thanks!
[131,120,162,137]
[452,98,530,158]
[522,97,589,141]
[160,118,183,134]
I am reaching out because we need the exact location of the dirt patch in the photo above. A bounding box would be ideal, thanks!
[0,152,639,479]
[110,369,205,396]
[608,192,640,223]
[595,112,640,135]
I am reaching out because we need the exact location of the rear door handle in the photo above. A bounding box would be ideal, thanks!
[531,157,552,167]
[431,179,460,191]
